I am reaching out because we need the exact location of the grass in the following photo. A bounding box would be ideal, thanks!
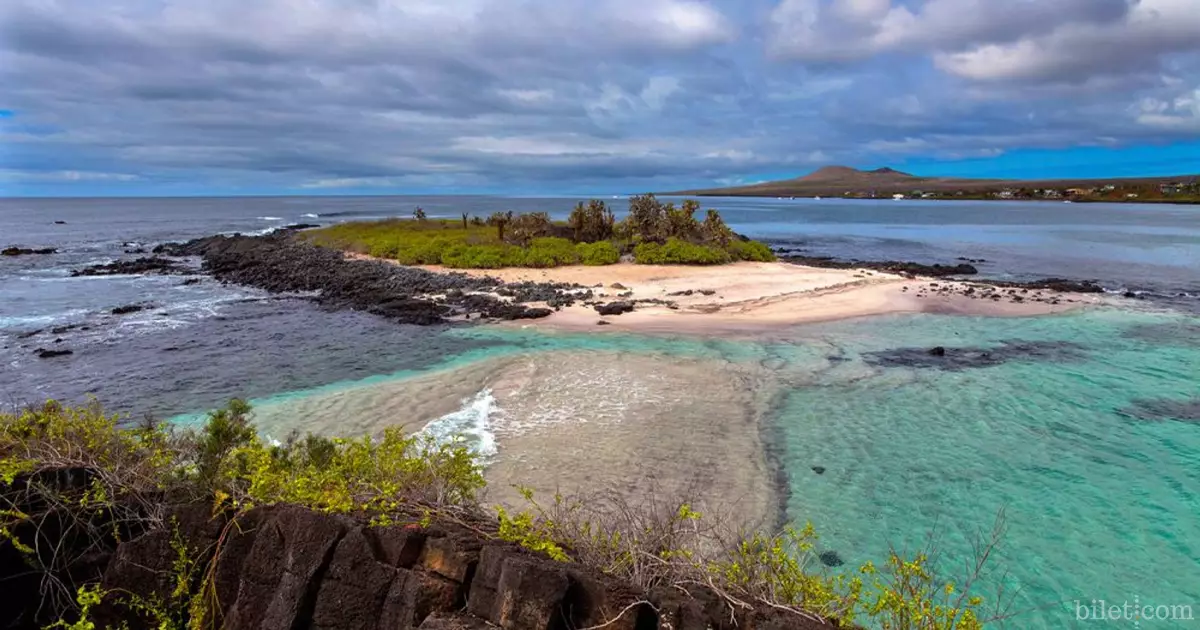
[3,399,1013,629]
[300,197,778,269]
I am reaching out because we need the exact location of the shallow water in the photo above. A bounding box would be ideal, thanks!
[181,306,1199,629]
[2,196,1197,628]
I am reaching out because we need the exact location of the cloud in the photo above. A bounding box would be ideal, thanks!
[0,0,1197,194]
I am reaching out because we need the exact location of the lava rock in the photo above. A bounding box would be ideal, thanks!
[819,551,844,567]
[111,304,150,315]
[594,301,635,316]
[72,257,183,277]
[35,348,73,358]
[2,246,57,256]
[811,466,826,475]
[928,346,946,357]
[865,340,1087,371]
[779,254,977,277]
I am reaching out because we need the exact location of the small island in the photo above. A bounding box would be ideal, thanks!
[300,195,776,269]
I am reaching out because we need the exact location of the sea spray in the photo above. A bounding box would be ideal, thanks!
[420,389,499,460]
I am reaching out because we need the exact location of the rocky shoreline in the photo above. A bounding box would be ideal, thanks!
[152,232,594,325]
[776,251,1107,293]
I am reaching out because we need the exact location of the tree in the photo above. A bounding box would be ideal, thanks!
[568,200,615,243]
[701,209,733,246]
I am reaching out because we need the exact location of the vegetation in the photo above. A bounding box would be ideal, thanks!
[3,400,1009,628]
[301,195,776,269]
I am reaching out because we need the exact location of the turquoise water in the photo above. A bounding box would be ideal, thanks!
[770,310,1198,628]
[208,306,1197,628]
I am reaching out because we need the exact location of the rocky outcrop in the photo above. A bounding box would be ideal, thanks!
[4,503,840,630]
[71,257,185,277]
[155,233,580,325]
[2,246,57,256]
[111,304,151,315]
[595,301,635,316]
[779,254,978,277]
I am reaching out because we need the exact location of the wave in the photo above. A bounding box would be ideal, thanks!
[301,213,320,219]
[420,389,499,460]
[257,216,284,221]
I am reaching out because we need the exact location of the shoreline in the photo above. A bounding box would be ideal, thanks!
[411,261,1107,334]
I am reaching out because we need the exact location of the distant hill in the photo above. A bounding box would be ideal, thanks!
[666,166,1196,198]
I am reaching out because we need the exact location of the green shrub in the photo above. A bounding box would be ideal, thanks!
[575,241,620,266]
[634,239,731,265]
[441,244,527,269]
[728,239,776,262]
[523,237,580,268]
[394,237,453,265]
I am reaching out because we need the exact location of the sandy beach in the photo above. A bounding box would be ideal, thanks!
[414,261,1103,333]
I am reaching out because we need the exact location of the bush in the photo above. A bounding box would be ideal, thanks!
[575,241,620,266]
[634,239,732,265]
[524,237,580,268]
[394,237,454,265]
[506,212,554,246]
[441,244,527,269]
[728,239,776,262]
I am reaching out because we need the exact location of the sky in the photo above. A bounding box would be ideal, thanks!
[1,0,1198,196]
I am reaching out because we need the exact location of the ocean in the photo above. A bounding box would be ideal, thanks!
[1,195,1197,628]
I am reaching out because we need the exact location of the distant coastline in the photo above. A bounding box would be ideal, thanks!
[667,165,1200,204]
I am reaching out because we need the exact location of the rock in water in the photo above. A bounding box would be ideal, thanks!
[72,257,183,276]
[111,304,150,315]
[811,466,826,475]
[35,348,73,359]
[2,246,57,256]
[819,551,844,567]
[928,346,947,357]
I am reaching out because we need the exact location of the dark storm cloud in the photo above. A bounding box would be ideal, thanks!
[0,0,1197,193]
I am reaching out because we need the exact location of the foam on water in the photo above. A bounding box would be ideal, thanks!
[420,389,499,459]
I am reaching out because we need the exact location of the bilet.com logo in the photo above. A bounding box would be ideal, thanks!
[1076,596,1194,627]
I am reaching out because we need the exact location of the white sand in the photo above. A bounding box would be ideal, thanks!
[416,261,1101,334]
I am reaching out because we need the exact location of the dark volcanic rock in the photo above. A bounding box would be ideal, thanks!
[928,346,946,357]
[975,277,1105,293]
[72,257,184,277]
[819,551,844,567]
[811,466,826,475]
[35,348,73,358]
[4,500,844,630]
[157,233,573,325]
[780,254,977,277]
[2,246,57,256]
[111,304,150,315]
[1119,398,1200,423]
[595,301,635,316]
[864,340,1088,370]
[282,223,321,230]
